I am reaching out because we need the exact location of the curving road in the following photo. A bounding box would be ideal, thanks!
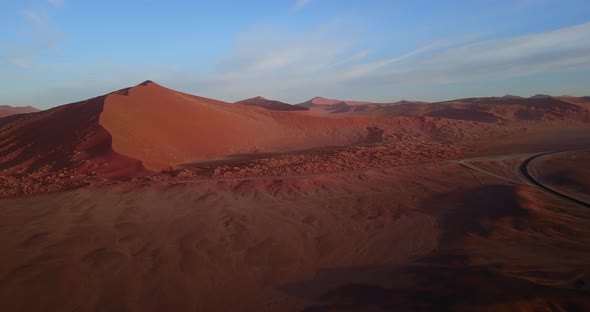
[519,149,590,208]
[173,147,590,210]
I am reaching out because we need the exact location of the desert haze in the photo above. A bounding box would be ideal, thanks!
[0,80,588,311]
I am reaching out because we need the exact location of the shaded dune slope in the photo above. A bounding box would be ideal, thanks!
[0,96,146,177]
[558,96,590,110]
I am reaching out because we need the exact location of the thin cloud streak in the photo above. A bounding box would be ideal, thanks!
[192,21,590,102]
[8,58,36,68]
[2,3,67,73]
[293,0,314,11]
[340,46,432,79]
[346,21,590,86]
[48,0,65,7]
[191,21,368,100]
[21,10,46,27]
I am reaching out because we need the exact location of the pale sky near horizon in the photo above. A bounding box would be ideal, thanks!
[1,0,590,108]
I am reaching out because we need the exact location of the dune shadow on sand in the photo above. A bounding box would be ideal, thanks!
[279,185,590,311]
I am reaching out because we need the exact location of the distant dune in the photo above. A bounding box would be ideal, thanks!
[529,94,553,99]
[298,96,374,108]
[312,96,590,123]
[307,96,353,106]
[557,96,590,110]
[296,96,416,114]
[235,96,308,111]
[430,97,588,122]
[0,105,39,118]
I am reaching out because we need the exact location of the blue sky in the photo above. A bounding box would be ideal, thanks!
[1,0,590,108]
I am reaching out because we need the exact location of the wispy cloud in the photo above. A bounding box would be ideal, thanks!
[191,21,590,102]
[8,58,36,68]
[338,33,484,80]
[48,0,65,7]
[2,5,65,69]
[21,10,46,27]
[192,21,368,100]
[340,46,432,79]
[345,21,590,87]
[293,0,314,11]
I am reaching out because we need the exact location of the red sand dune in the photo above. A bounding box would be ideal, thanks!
[0,82,379,175]
[100,81,404,170]
[1,81,587,197]
[2,81,461,177]
[0,105,39,118]
[101,82,510,172]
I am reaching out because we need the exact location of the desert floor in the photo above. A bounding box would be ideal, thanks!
[1,127,589,311]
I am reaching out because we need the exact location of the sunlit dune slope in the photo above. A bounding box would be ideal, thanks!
[100,81,397,170]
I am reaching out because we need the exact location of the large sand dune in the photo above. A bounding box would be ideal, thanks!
[101,82,391,170]
[0,80,513,183]
[1,81,588,198]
